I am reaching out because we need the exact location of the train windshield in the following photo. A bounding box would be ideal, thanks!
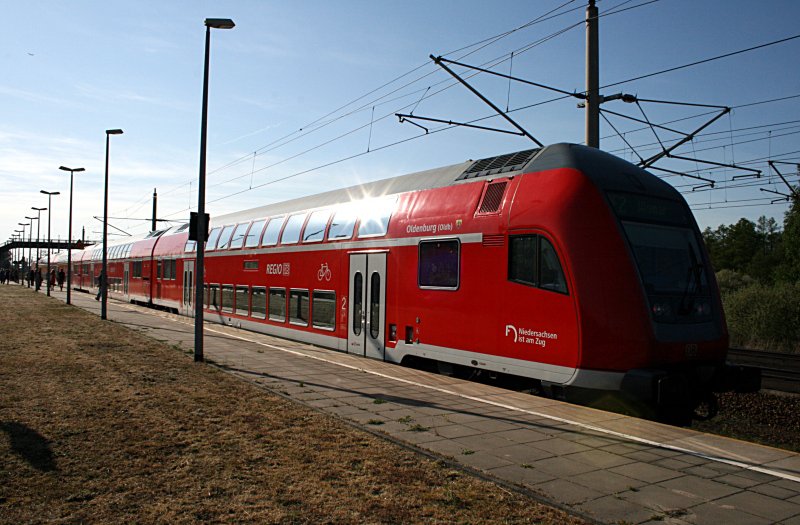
[609,192,712,324]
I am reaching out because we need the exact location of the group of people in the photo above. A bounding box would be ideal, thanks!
[0,267,18,284]
[0,267,66,291]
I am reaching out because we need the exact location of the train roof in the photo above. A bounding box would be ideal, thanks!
[212,143,679,226]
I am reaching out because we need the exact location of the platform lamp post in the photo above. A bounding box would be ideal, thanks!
[194,17,235,363]
[40,191,60,296]
[17,222,28,276]
[102,129,123,320]
[59,166,85,305]
[31,206,46,278]
[25,216,36,287]
[14,230,23,279]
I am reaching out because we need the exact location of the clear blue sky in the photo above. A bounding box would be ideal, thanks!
[2,0,799,247]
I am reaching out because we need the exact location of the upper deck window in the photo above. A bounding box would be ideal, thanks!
[357,196,396,238]
[229,222,250,249]
[303,210,330,243]
[184,240,197,252]
[244,219,266,248]
[216,225,236,250]
[206,227,222,250]
[280,214,306,245]
[328,207,357,240]
[262,216,285,246]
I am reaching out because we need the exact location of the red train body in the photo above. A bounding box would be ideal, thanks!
[58,144,757,419]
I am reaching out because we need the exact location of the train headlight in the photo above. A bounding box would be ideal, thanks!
[651,302,671,317]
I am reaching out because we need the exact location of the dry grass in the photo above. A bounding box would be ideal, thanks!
[0,285,586,524]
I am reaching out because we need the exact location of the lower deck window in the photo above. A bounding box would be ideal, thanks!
[289,289,309,326]
[251,287,267,319]
[235,286,249,316]
[312,290,336,330]
[221,285,234,313]
[269,288,286,322]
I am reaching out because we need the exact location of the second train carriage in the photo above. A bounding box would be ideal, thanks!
[61,143,758,419]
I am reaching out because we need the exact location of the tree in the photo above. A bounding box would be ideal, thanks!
[777,196,800,283]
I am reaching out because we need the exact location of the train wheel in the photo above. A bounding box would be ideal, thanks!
[692,393,719,421]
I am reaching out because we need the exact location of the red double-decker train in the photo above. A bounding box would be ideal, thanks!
[57,143,757,420]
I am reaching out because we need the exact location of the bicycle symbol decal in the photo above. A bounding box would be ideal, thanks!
[317,262,332,281]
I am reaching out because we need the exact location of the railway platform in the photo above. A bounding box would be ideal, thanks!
[42,287,800,525]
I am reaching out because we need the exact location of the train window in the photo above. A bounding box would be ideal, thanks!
[221,285,234,313]
[206,227,222,250]
[132,261,143,278]
[229,223,250,249]
[244,219,266,248]
[369,273,381,339]
[538,238,568,294]
[508,235,537,286]
[508,235,568,295]
[262,216,285,246]
[216,225,236,251]
[204,284,210,307]
[303,210,330,243]
[171,260,177,280]
[312,290,336,330]
[157,260,163,279]
[328,207,357,240]
[418,239,460,289]
[269,288,286,322]
[184,240,197,252]
[251,287,267,319]
[357,196,396,238]
[281,214,306,245]
[210,284,219,310]
[352,273,363,336]
[289,289,310,326]
[243,260,258,270]
[235,286,249,316]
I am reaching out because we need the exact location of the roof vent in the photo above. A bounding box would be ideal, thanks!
[477,181,508,214]
[457,148,540,181]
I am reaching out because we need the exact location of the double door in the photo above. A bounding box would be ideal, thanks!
[182,260,194,317]
[347,253,386,360]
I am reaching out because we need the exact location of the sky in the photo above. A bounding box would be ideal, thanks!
[2,0,799,249]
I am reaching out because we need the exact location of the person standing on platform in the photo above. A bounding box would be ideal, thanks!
[57,268,65,291]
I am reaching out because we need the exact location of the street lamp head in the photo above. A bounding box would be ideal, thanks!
[59,166,86,173]
[32,206,46,212]
[205,18,235,29]
[40,190,61,196]
[25,216,36,220]
[106,129,124,135]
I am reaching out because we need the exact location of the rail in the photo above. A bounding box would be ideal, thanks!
[727,347,800,394]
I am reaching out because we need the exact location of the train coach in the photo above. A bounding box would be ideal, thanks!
[61,143,759,421]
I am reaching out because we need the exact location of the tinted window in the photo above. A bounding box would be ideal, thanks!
[262,217,285,246]
[328,208,357,240]
[206,227,222,250]
[269,288,286,321]
[418,240,459,289]
[539,238,568,294]
[312,290,336,330]
[229,223,251,249]
[281,214,306,244]
[369,273,381,339]
[303,210,330,243]
[607,192,689,227]
[353,272,363,336]
[221,285,234,313]
[508,235,537,286]
[358,197,395,237]
[251,287,267,319]
[216,225,236,250]
[507,234,568,295]
[289,289,309,325]
[244,219,266,248]
[235,286,249,315]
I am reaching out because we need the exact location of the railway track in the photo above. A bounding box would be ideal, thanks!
[727,348,800,394]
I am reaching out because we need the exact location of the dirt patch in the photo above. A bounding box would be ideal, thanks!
[0,286,587,524]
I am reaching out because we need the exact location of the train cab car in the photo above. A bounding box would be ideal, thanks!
[151,225,191,312]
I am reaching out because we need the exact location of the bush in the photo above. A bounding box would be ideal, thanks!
[715,269,755,295]
[723,281,800,353]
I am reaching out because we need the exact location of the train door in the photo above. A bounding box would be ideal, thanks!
[123,263,129,297]
[182,260,194,317]
[347,252,386,360]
